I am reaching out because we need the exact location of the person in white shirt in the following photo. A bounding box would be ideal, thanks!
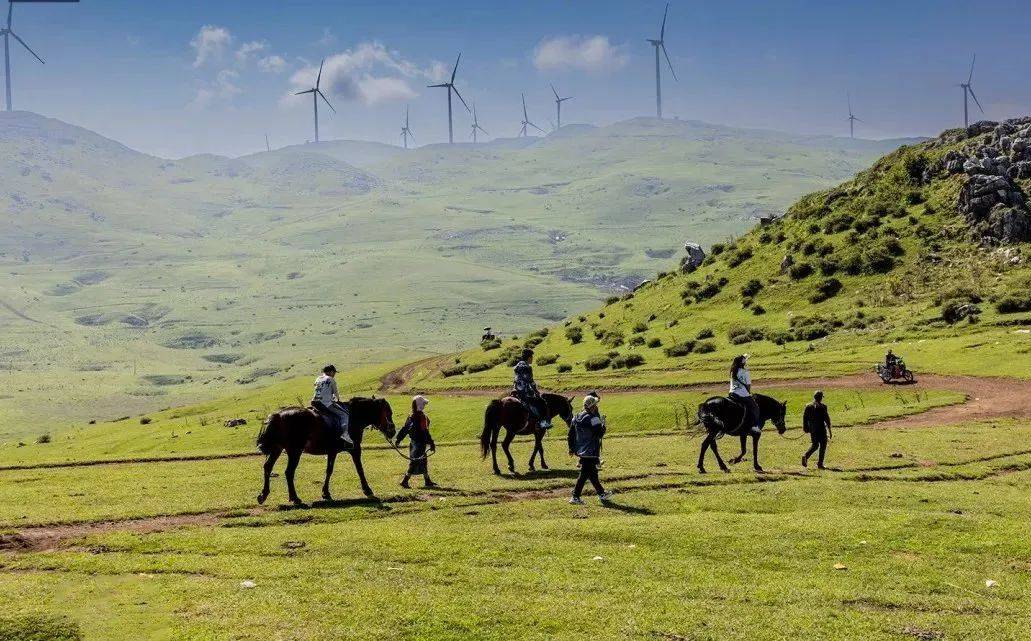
[311,365,353,450]
[730,354,761,436]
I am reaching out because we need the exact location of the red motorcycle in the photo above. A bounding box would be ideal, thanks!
[876,359,915,383]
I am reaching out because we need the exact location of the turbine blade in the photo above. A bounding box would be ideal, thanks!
[968,86,984,113]
[529,121,545,134]
[427,83,449,88]
[318,89,336,113]
[853,117,864,123]
[451,52,461,84]
[662,43,676,81]
[10,32,44,64]
[660,3,669,40]
[295,89,315,95]
[478,125,489,135]
[522,93,528,120]
[847,92,852,114]
[452,85,471,112]
[967,54,975,85]
[551,84,559,100]
[7,2,12,30]
[317,59,325,89]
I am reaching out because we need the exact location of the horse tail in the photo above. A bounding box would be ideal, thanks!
[256,412,280,455]
[696,398,725,433]
[481,400,500,458]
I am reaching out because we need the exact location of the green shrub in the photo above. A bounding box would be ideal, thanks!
[629,335,646,346]
[817,257,839,276]
[442,364,467,377]
[481,339,502,351]
[524,336,544,349]
[584,355,612,371]
[996,293,1031,313]
[612,353,645,369]
[694,283,722,302]
[36,432,52,444]
[604,296,620,305]
[710,242,726,256]
[632,321,648,333]
[646,337,662,348]
[694,341,717,353]
[788,262,814,280]
[728,326,765,344]
[727,247,753,267]
[941,299,980,324]
[564,326,583,344]
[0,615,83,641]
[467,362,494,373]
[752,304,766,315]
[557,364,573,373]
[536,354,559,366]
[810,277,843,303]
[740,279,764,298]
[696,328,714,339]
[600,330,625,348]
[664,341,696,357]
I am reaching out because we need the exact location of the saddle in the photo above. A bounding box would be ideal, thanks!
[309,402,349,432]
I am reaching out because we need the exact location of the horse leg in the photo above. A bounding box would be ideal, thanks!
[257,448,281,504]
[752,434,764,473]
[284,449,304,506]
[349,448,375,498]
[528,432,543,472]
[322,451,337,501]
[709,436,731,473]
[730,434,747,464]
[538,432,549,470]
[501,429,517,474]
[697,434,712,473]
[490,425,502,475]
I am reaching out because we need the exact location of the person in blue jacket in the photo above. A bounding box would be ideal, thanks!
[567,395,612,504]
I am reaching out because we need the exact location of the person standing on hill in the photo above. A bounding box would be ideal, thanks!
[802,390,832,469]
[568,395,612,504]
[396,395,437,489]
[513,348,551,429]
[311,365,353,450]
[730,354,761,436]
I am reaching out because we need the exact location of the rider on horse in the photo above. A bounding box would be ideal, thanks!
[730,354,762,436]
[513,348,551,429]
[311,365,354,450]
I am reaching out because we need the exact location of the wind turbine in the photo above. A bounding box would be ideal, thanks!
[400,105,414,149]
[551,84,572,130]
[470,103,488,143]
[847,93,863,139]
[959,54,984,128]
[519,93,544,137]
[428,53,470,144]
[646,3,677,119]
[265,133,271,152]
[294,59,335,143]
[2,1,45,112]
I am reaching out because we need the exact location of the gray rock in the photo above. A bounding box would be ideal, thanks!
[682,242,706,269]
[987,204,1031,243]
[1009,161,1031,180]
[967,121,998,136]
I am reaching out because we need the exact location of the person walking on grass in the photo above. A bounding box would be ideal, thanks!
[568,395,612,505]
[802,390,832,469]
[396,395,437,488]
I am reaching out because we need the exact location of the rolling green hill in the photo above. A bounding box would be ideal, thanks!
[402,119,1031,392]
[1,111,911,434]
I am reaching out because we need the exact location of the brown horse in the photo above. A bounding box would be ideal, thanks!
[480,392,575,475]
[256,397,396,506]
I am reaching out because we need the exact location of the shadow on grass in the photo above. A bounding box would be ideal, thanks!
[600,500,655,516]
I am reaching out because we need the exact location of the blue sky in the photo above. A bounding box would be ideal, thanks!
[7,0,1031,157]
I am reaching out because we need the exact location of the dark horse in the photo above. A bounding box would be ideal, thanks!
[256,397,396,506]
[480,393,575,475]
[695,393,787,473]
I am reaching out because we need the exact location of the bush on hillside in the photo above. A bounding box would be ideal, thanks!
[584,354,612,371]
[646,337,662,348]
[752,304,766,315]
[612,353,645,369]
[564,326,583,344]
[0,615,82,641]
[809,277,843,303]
[941,298,981,324]
[694,341,717,353]
[996,293,1031,313]
[789,315,834,341]
[696,328,714,339]
[740,279,764,298]
[727,247,753,267]
[664,341,696,357]
[467,362,494,373]
[817,257,839,276]
[481,339,502,351]
[600,330,625,348]
[536,354,559,366]
[36,433,52,444]
[710,242,727,256]
[557,364,572,373]
[604,296,620,305]
[632,322,648,333]
[728,326,765,345]
[442,364,467,377]
[788,262,814,280]
[629,335,646,346]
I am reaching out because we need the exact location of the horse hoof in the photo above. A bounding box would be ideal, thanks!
[322,493,333,502]
[720,466,730,473]
[541,464,549,470]
[290,499,307,508]
[754,467,765,473]
[363,489,375,498]
[528,466,536,473]
[697,467,707,474]
[256,493,268,505]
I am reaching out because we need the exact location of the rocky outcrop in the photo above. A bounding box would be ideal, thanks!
[925,118,1031,244]
[681,242,706,271]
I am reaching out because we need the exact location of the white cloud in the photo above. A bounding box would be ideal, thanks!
[284,42,435,107]
[189,69,242,110]
[532,35,628,73]
[258,54,287,73]
[316,28,336,48]
[235,40,267,64]
[190,25,232,68]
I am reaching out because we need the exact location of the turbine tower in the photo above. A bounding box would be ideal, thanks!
[400,105,414,149]
[428,53,470,144]
[646,3,677,119]
[551,84,572,130]
[959,54,984,128]
[2,1,45,112]
[294,59,335,143]
[519,93,544,137]
[470,103,488,143]
[847,93,863,139]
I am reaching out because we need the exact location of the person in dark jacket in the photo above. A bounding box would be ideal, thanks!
[567,395,612,504]
[802,390,832,469]
[396,395,437,488]
[513,348,551,429]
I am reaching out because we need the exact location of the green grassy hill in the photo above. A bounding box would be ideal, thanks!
[0,111,912,434]
[404,120,1031,392]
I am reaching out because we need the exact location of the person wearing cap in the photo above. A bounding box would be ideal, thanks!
[513,348,551,429]
[802,390,832,469]
[730,354,761,436]
[311,365,353,450]
[567,395,612,504]
[396,395,437,488]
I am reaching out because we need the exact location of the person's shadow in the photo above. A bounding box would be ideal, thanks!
[600,500,654,516]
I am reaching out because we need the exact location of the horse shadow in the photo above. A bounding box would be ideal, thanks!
[504,469,579,481]
[277,497,391,511]
[600,501,655,516]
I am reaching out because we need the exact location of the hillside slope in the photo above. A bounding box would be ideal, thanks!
[404,119,1031,391]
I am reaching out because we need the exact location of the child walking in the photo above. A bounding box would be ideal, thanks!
[395,395,438,488]
[567,395,612,504]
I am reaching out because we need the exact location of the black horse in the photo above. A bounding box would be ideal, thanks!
[695,393,787,473]
[256,397,396,506]
[480,392,575,475]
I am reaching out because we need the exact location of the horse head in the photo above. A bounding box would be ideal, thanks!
[546,393,576,427]
[773,400,787,434]
[374,397,396,439]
